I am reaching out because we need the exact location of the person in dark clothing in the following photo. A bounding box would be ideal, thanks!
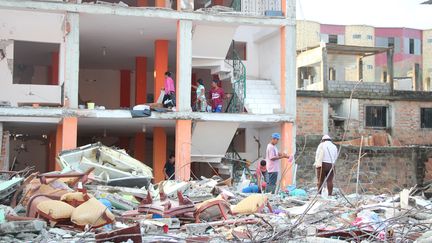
[164,154,175,180]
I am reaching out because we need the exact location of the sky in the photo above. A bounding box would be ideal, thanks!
[296,0,432,29]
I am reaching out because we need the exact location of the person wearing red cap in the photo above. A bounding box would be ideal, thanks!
[314,135,338,196]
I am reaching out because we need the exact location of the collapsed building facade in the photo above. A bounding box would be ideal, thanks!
[0,0,296,187]
[295,21,432,192]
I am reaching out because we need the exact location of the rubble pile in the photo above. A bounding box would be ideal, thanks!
[1,144,432,242]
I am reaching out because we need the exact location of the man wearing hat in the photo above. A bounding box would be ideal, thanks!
[314,135,338,196]
[265,133,293,193]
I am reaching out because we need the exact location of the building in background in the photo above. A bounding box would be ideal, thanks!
[0,0,297,188]
[296,20,432,146]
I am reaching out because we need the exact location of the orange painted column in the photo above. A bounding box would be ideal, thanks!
[54,117,77,171]
[120,70,131,108]
[118,137,130,151]
[51,52,59,85]
[154,40,169,98]
[137,0,148,6]
[47,133,57,172]
[153,127,167,182]
[135,57,147,104]
[213,0,224,5]
[280,26,287,111]
[175,120,191,181]
[134,133,146,162]
[155,0,166,7]
[281,0,286,17]
[280,122,294,189]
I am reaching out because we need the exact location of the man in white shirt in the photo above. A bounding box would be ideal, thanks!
[314,135,338,196]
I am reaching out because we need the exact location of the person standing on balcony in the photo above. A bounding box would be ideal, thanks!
[162,71,176,108]
[265,133,293,194]
[210,80,225,113]
[193,78,207,112]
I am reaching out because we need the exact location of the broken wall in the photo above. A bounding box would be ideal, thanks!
[9,138,48,173]
[295,141,432,193]
[297,95,432,145]
[0,9,64,106]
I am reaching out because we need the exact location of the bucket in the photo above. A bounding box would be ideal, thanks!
[87,102,95,110]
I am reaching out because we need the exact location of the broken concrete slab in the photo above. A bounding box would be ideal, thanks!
[0,220,46,234]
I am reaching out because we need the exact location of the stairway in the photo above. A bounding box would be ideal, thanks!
[244,79,281,114]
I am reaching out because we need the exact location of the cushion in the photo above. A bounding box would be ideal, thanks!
[231,195,268,215]
[37,200,75,222]
[71,198,115,228]
[61,192,92,206]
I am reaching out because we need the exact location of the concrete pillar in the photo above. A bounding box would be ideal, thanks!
[153,127,167,183]
[213,0,224,5]
[280,122,294,188]
[135,57,147,104]
[137,0,148,6]
[155,0,166,7]
[53,117,77,171]
[48,133,56,172]
[175,120,191,181]
[280,24,296,115]
[61,13,80,108]
[281,0,295,19]
[176,20,193,112]
[357,57,363,81]
[50,52,59,85]
[134,133,146,162]
[118,137,130,151]
[321,48,328,92]
[323,99,329,135]
[386,48,394,92]
[154,40,169,100]
[413,63,421,91]
[120,70,131,108]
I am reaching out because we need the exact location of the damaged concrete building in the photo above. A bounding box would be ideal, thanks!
[295,21,432,192]
[0,0,296,187]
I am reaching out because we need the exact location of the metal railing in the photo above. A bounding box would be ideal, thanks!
[226,43,246,113]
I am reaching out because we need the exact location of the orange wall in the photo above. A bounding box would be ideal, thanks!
[153,127,167,182]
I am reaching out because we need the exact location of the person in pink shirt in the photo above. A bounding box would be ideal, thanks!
[265,133,293,193]
[162,71,176,108]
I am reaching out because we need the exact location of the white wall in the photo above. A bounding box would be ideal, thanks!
[79,69,121,108]
[79,69,156,108]
[233,26,260,79]
[192,25,237,60]
[0,9,64,106]
[258,34,281,90]
[237,126,260,163]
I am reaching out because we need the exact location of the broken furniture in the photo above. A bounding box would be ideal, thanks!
[57,143,153,188]
[138,191,196,218]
